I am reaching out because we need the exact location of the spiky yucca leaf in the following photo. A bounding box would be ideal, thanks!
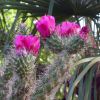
[67,56,100,100]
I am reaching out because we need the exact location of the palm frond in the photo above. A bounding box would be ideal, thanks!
[0,0,100,19]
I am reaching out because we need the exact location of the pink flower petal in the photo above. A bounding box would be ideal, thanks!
[36,15,55,39]
[13,35,40,56]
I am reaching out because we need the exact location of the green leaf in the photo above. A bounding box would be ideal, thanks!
[94,72,97,100]
[67,56,100,100]
[83,66,95,100]
[78,63,87,100]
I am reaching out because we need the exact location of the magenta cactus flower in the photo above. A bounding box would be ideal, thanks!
[14,35,40,56]
[36,15,55,39]
[14,35,24,50]
[55,21,80,37]
[79,25,89,40]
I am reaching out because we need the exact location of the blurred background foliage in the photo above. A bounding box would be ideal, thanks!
[0,0,100,100]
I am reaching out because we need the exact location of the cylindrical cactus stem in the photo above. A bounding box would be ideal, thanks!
[13,55,36,100]
[15,76,36,100]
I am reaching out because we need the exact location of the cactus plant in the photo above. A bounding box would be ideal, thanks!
[46,34,84,54]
